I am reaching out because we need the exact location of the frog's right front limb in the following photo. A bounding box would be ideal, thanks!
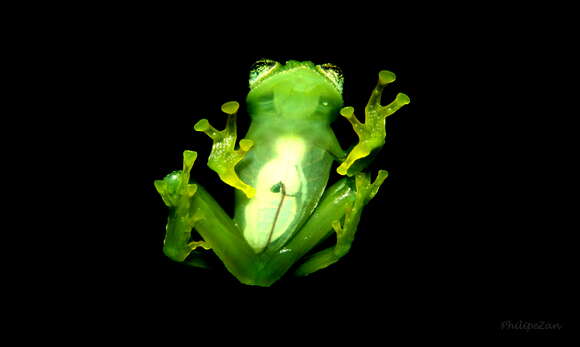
[194,101,256,199]
[155,150,258,283]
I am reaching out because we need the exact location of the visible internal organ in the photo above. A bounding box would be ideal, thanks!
[243,136,307,252]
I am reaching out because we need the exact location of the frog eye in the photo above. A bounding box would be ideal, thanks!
[317,63,344,94]
[249,59,281,89]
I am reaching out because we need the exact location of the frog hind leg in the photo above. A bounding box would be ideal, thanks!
[194,101,256,199]
[155,150,258,280]
[293,170,389,277]
[336,70,410,176]
[154,150,211,264]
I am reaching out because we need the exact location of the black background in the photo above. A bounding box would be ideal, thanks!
[50,4,575,340]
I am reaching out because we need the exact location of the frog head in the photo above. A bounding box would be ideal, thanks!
[246,59,344,122]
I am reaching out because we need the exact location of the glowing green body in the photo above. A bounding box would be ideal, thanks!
[235,61,344,254]
[155,60,410,286]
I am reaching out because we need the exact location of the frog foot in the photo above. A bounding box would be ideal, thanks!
[187,239,211,251]
[336,70,410,176]
[154,150,199,214]
[332,170,389,256]
[194,101,256,198]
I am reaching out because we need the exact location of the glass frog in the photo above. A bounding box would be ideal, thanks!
[154,59,410,286]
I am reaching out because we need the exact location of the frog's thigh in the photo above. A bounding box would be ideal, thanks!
[292,171,388,277]
[255,177,354,282]
[189,184,259,280]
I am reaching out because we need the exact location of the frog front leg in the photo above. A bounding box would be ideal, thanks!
[155,150,259,284]
[337,70,410,176]
[193,101,256,198]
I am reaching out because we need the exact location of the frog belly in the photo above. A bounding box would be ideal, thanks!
[243,136,307,252]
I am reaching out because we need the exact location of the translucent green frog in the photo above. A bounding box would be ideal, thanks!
[155,59,410,286]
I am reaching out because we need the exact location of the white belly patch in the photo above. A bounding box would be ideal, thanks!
[243,136,307,252]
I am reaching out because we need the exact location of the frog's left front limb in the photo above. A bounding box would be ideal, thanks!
[337,70,410,176]
[155,150,258,283]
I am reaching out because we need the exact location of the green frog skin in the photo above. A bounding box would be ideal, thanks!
[155,59,410,286]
